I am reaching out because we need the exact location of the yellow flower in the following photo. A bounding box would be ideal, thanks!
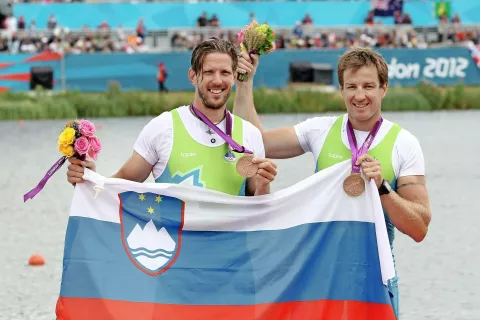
[58,127,76,146]
[58,143,74,157]
[240,42,247,52]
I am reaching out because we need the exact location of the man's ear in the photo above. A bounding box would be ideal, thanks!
[381,82,388,100]
[188,68,196,85]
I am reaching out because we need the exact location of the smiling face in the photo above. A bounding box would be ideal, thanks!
[338,47,389,131]
[341,65,386,130]
[189,52,235,110]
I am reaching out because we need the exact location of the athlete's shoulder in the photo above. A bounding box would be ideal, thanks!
[295,114,340,133]
[140,108,175,136]
[389,121,423,154]
[150,105,191,124]
[240,118,263,137]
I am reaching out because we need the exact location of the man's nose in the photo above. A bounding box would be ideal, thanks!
[354,89,366,100]
[212,72,222,84]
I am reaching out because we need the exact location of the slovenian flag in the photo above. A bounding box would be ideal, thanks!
[55,161,396,319]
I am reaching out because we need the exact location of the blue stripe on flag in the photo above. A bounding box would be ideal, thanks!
[60,217,391,306]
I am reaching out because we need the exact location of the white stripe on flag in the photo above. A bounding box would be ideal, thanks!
[72,160,395,285]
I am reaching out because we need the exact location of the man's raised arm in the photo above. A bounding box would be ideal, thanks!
[233,53,305,159]
[233,53,264,131]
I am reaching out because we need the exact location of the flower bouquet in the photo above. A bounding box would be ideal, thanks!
[24,119,102,202]
[237,21,276,82]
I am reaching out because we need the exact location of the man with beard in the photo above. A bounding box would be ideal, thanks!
[66,38,277,197]
[233,46,432,318]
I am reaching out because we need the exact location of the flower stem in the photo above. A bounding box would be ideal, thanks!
[237,72,249,82]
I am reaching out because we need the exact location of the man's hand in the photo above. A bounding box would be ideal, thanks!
[67,157,96,186]
[252,157,277,196]
[236,52,259,84]
[356,154,382,188]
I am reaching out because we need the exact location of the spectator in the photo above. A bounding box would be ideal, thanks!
[302,13,313,25]
[292,21,303,38]
[197,12,208,27]
[249,12,256,23]
[29,19,36,31]
[17,15,25,30]
[47,14,57,30]
[364,10,374,25]
[452,13,461,25]
[402,13,412,24]
[209,14,220,27]
[136,17,147,40]
[394,11,403,24]
[5,14,17,33]
[157,62,168,93]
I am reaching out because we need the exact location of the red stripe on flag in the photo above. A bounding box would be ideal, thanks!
[0,73,30,81]
[0,63,13,70]
[56,297,396,320]
[24,52,62,62]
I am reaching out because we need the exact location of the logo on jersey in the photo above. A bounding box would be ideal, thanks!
[181,152,197,157]
[172,168,205,187]
[328,153,343,160]
[224,151,236,162]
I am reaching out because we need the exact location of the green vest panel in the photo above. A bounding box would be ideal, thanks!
[156,109,247,196]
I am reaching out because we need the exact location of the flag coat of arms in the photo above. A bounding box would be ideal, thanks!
[56,161,396,320]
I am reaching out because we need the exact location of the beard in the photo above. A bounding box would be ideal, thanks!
[198,86,231,110]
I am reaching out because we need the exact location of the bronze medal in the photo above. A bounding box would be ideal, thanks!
[236,154,258,178]
[343,173,365,197]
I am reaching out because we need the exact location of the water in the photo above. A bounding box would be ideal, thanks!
[1,111,479,320]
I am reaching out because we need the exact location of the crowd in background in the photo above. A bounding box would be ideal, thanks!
[170,10,479,51]
[0,14,149,53]
[1,5,479,54]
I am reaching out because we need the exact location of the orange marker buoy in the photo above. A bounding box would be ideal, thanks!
[18,120,24,126]
[28,254,45,266]
[97,124,103,130]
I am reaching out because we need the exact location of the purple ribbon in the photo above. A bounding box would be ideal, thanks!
[191,104,253,154]
[247,48,257,60]
[346,117,383,173]
[24,156,67,202]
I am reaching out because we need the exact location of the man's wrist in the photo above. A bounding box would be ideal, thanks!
[236,78,254,88]
[378,179,392,196]
[254,185,270,196]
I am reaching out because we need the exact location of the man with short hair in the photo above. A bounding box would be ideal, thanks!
[67,38,277,197]
[233,46,432,318]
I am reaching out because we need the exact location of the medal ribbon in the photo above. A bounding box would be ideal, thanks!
[346,117,383,173]
[23,156,67,202]
[191,104,253,154]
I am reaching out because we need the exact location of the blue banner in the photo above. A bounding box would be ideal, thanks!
[1,48,479,93]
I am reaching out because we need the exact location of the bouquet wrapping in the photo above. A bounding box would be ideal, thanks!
[237,21,276,81]
[24,119,102,202]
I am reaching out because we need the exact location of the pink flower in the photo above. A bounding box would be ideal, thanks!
[78,120,96,138]
[74,136,90,156]
[237,29,245,43]
[88,136,102,161]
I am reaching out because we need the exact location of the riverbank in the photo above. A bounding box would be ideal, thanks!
[1,82,478,120]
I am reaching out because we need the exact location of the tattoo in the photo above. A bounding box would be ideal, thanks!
[397,182,425,189]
